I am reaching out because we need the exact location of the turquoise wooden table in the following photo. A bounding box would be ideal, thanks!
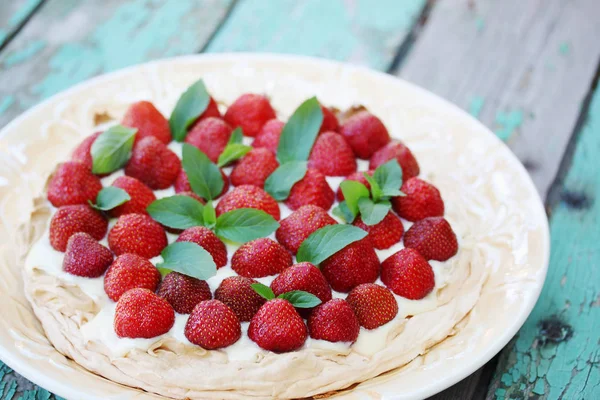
[1,0,599,399]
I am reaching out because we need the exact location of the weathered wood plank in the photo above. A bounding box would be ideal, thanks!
[205,0,426,71]
[0,0,233,129]
[397,0,600,199]
[486,80,600,399]
[0,0,44,48]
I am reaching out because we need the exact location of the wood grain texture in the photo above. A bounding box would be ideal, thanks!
[486,81,600,400]
[0,0,233,128]
[397,0,600,199]
[0,0,44,48]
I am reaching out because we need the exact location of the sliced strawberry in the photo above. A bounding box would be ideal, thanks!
[157,271,212,314]
[104,253,161,301]
[110,176,156,217]
[381,248,434,300]
[114,288,175,338]
[369,141,420,180]
[63,233,113,278]
[47,161,102,207]
[49,204,108,252]
[108,213,167,258]
[308,299,359,343]
[185,300,241,349]
[346,283,398,329]
[224,94,276,137]
[392,178,444,221]
[353,211,404,250]
[321,238,380,293]
[215,185,280,220]
[285,168,334,211]
[230,148,279,188]
[214,276,266,322]
[122,101,171,144]
[125,136,181,190]
[275,205,337,254]
[308,131,356,177]
[176,226,228,269]
[184,117,232,163]
[248,299,307,352]
[403,217,458,261]
[340,110,390,159]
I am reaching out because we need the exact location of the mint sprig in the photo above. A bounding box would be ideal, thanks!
[170,79,211,142]
[147,195,206,229]
[215,208,280,243]
[89,187,130,211]
[157,242,216,280]
[251,283,322,308]
[264,161,307,201]
[182,144,224,201]
[217,128,252,167]
[91,125,137,174]
[296,225,368,265]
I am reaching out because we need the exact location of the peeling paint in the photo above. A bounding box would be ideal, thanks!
[3,40,45,67]
[468,96,485,119]
[494,110,523,141]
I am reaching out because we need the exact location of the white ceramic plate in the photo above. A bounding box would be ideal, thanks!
[0,54,549,400]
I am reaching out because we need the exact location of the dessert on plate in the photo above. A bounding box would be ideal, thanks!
[23,78,490,399]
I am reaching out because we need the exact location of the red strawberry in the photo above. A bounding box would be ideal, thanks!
[321,238,380,293]
[114,288,175,338]
[248,299,307,352]
[308,299,359,343]
[185,117,232,163]
[340,110,390,159]
[230,148,279,188]
[104,253,161,301]
[224,94,276,137]
[185,300,241,349]
[189,97,222,127]
[108,213,167,258]
[231,238,292,278]
[47,161,102,207]
[176,226,228,268]
[214,276,266,322]
[353,212,404,250]
[285,168,334,211]
[252,118,284,153]
[346,283,398,329]
[215,185,280,220]
[125,136,181,190]
[403,217,458,261]
[369,141,420,180]
[63,233,113,277]
[176,191,205,203]
[381,248,434,299]
[157,271,212,314]
[392,178,444,222]
[275,205,336,254]
[71,132,101,171]
[336,170,373,201]
[174,168,229,200]
[110,176,156,217]
[319,105,339,133]
[122,101,171,144]
[49,204,108,252]
[308,131,356,176]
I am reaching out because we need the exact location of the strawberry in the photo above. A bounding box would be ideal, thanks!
[308,299,359,343]
[176,226,228,268]
[47,161,102,207]
[231,238,292,278]
[62,233,113,277]
[336,170,373,201]
[321,238,380,293]
[224,94,276,137]
[346,283,398,329]
[108,213,167,258]
[214,276,266,322]
[340,110,390,159]
[110,176,156,217]
[49,204,108,252]
[215,185,280,220]
[352,211,404,250]
[185,300,241,349]
[369,141,420,180]
[125,136,181,190]
[114,288,175,338]
[252,118,284,153]
[71,132,101,171]
[174,168,229,200]
[121,101,171,144]
[189,97,222,127]
[308,131,356,177]
[275,205,336,254]
[157,271,212,314]
[285,168,334,211]
[248,299,307,352]
[176,191,205,203]
[230,148,279,188]
[403,217,458,261]
[104,253,161,301]
[184,117,232,163]
[381,248,434,300]
[392,178,444,222]
[319,105,339,133]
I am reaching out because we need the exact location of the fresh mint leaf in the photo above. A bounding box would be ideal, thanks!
[217,143,252,167]
[147,195,205,229]
[89,187,130,211]
[357,197,391,225]
[363,173,383,202]
[215,208,280,243]
[182,144,224,200]
[203,200,217,228]
[277,290,322,308]
[374,159,404,198]
[90,125,137,174]
[340,180,370,217]
[276,97,323,164]
[228,127,244,144]
[157,242,216,280]
[296,225,368,265]
[264,161,307,201]
[251,282,275,300]
[332,201,355,223]
[169,79,211,141]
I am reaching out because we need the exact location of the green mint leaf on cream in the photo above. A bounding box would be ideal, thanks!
[332,201,355,223]
[182,144,224,201]
[277,291,322,308]
[215,208,280,243]
[339,180,370,218]
[203,200,217,228]
[264,161,308,201]
[169,79,211,141]
[89,187,130,211]
[147,195,206,229]
[357,197,391,225]
[276,97,323,164]
[296,225,368,265]
[217,143,252,167]
[91,125,137,174]
[374,159,404,198]
[251,283,275,300]
[157,242,216,280]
